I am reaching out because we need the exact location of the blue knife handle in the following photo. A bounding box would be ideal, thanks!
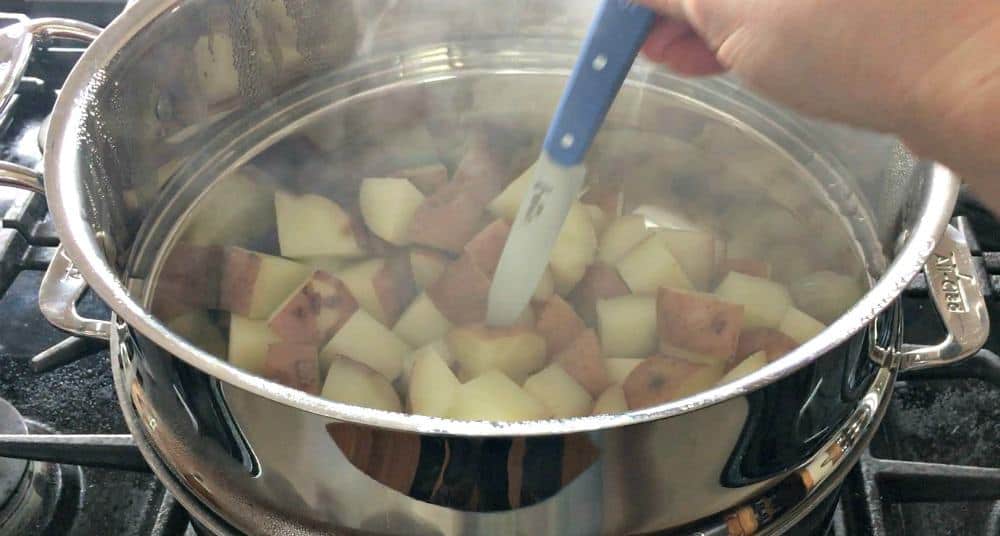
[543,0,656,167]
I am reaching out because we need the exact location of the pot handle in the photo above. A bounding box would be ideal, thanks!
[0,19,108,341]
[39,246,111,341]
[897,223,989,371]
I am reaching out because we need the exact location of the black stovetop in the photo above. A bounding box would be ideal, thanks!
[0,3,998,535]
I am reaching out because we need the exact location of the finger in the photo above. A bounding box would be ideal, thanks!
[642,17,726,76]
[633,0,689,20]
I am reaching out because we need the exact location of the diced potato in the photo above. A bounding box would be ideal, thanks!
[717,351,768,385]
[407,142,506,252]
[447,324,547,383]
[597,295,657,359]
[262,343,321,394]
[321,357,402,413]
[448,371,552,422]
[393,292,453,347]
[167,311,227,358]
[228,315,280,374]
[524,364,593,418]
[400,340,454,387]
[570,263,630,326]
[463,219,511,277]
[605,358,644,384]
[598,215,652,265]
[714,271,792,328]
[789,271,865,323]
[632,204,703,232]
[359,177,426,245]
[534,295,586,356]
[550,202,598,294]
[409,248,449,290]
[219,247,312,319]
[275,191,366,258]
[487,164,532,221]
[554,329,611,396]
[156,244,223,314]
[736,327,798,363]
[192,33,239,104]
[267,271,358,344]
[657,288,743,365]
[584,204,609,234]
[426,254,491,324]
[592,385,629,415]
[407,348,461,418]
[182,171,276,248]
[297,256,350,274]
[778,307,826,344]
[622,356,724,410]
[321,309,411,381]
[338,256,416,326]
[616,233,694,294]
[657,229,717,290]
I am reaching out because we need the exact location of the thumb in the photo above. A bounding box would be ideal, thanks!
[634,0,745,51]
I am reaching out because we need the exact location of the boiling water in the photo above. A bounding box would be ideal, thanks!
[145,69,870,420]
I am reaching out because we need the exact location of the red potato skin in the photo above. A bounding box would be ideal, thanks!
[657,287,744,361]
[535,295,587,356]
[393,163,449,196]
[263,343,321,395]
[569,263,630,326]
[156,243,222,312]
[735,327,799,364]
[719,258,772,280]
[406,141,507,253]
[268,271,359,344]
[373,253,418,325]
[426,254,492,324]
[622,355,717,410]
[406,190,485,253]
[554,329,611,396]
[463,219,511,277]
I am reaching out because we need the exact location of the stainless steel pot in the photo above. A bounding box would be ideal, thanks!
[0,2,990,535]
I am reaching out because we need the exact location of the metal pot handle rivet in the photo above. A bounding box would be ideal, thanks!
[898,223,989,371]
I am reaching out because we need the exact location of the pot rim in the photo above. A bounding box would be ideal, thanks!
[44,0,960,437]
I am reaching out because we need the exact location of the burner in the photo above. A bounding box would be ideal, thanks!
[0,398,80,536]
[0,399,29,514]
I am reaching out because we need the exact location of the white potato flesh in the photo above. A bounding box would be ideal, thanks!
[321,309,411,381]
[714,271,792,328]
[359,177,426,245]
[275,190,365,258]
[592,385,629,415]
[778,306,827,344]
[604,358,644,384]
[550,202,598,295]
[616,233,694,294]
[408,349,461,418]
[597,295,657,359]
[598,215,652,265]
[321,357,402,413]
[718,351,768,385]
[487,165,532,221]
[228,315,280,374]
[523,364,593,418]
[448,371,551,422]
[393,292,453,348]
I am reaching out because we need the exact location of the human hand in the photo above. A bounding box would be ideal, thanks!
[634,0,1000,201]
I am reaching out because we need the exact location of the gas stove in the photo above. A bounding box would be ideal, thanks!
[0,3,998,535]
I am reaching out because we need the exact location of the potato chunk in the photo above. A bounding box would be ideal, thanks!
[275,191,366,258]
[393,292,454,348]
[736,327,799,363]
[359,177,426,245]
[263,343,321,394]
[534,295,586,356]
[448,371,551,422]
[591,385,629,415]
[407,349,461,418]
[228,315,281,374]
[447,324,547,383]
[657,287,743,365]
[570,263,630,326]
[616,233,694,294]
[714,271,791,328]
[321,357,402,413]
[267,271,358,344]
[623,356,724,410]
[597,295,657,359]
[218,247,312,319]
[554,329,611,396]
[321,309,411,381]
[717,351,768,385]
[524,364,593,418]
[426,254,491,324]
